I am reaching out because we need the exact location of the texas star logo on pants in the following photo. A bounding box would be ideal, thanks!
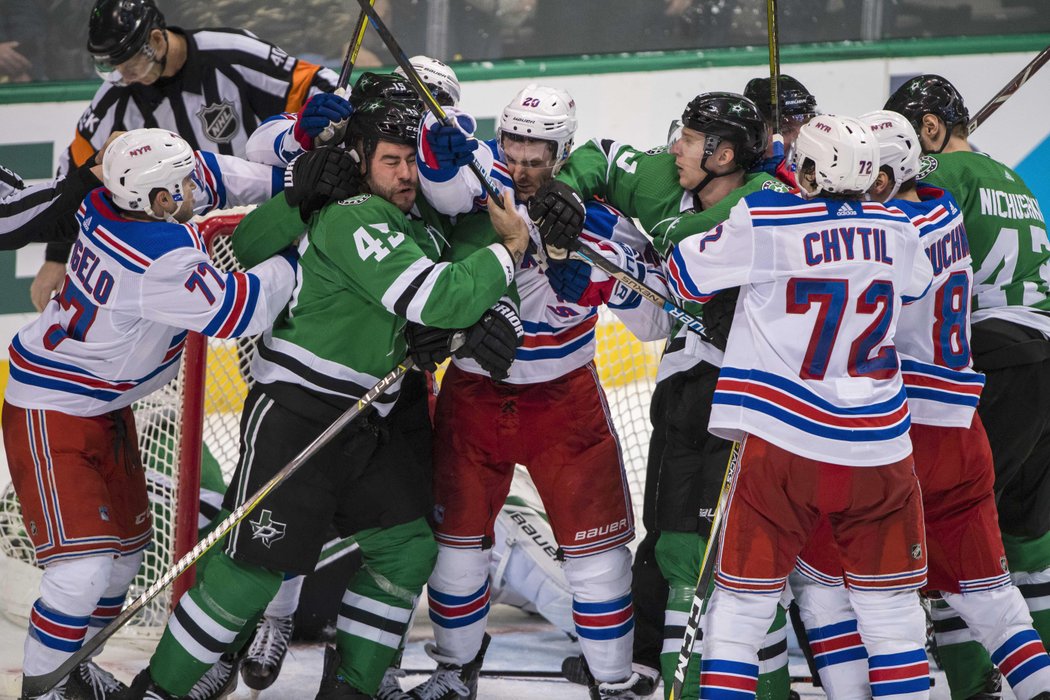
[249,509,287,548]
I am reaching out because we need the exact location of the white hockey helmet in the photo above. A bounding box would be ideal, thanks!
[395,55,461,107]
[498,84,578,169]
[859,109,921,200]
[103,128,195,218]
[792,114,880,198]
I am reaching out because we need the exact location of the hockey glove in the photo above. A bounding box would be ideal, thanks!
[404,322,457,372]
[455,301,524,381]
[701,286,740,352]
[284,146,362,223]
[423,121,479,170]
[545,257,593,304]
[293,92,354,151]
[527,180,586,259]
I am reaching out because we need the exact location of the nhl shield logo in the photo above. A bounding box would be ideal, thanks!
[910,543,923,560]
[197,100,238,144]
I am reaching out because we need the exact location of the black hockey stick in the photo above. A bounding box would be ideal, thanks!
[354,0,708,338]
[319,0,375,143]
[668,440,742,700]
[968,45,1050,134]
[766,0,782,130]
[23,360,416,697]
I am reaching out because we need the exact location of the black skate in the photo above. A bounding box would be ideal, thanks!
[315,646,370,699]
[376,667,410,700]
[185,650,242,700]
[125,669,180,700]
[564,654,659,698]
[241,613,294,692]
[406,634,491,700]
[62,660,129,699]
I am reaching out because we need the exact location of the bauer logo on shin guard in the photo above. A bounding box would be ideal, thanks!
[574,518,629,541]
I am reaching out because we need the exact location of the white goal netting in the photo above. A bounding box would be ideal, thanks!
[0,210,661,639]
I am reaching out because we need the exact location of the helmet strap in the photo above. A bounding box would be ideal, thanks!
[690,135,739,199]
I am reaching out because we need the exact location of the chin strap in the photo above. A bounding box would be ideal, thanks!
[689,134,742,202]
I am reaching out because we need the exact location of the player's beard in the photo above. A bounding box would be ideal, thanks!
[369,177,418,213]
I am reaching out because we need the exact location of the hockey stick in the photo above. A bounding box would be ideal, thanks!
[23,360,416,696]
[968,44,1050,134]
[353,0,708,339]
[668,439,743,700]
[319,0,376,142]
[766,0,782,130]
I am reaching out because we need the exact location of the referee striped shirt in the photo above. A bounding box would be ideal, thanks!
[0,162,101,250]
[60,26,337,176]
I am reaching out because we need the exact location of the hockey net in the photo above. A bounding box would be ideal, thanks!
[0,210,661,640]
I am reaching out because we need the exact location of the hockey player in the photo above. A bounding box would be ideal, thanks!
[886,74,1050,698]
[533,92,793,700]
[791,109,1050,700]
[406,82,670,700]
[742,74,818,184]
[31,0,337,311]
[5,127,298,700]
[661,113,934,700]
[129,97,531,700]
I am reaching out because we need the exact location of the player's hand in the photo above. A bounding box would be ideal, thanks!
[95,130,127,165]
[404,322,457,372]
[545,258,594,304]
[527,180,585,260]
[455,301,524,381]
[294,93,354,150]
[488,190,529,265]
[284,146,362,222]
[421,110,478,170]
[31,261,66,311]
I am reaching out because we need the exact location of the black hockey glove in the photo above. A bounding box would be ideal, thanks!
[701,286,740,352]
[284,146,362,223]
[526,180,586,259]
[404,322,457,372]
[455,301,524,381]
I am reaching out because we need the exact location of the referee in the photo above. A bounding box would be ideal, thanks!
[32,0,337,310]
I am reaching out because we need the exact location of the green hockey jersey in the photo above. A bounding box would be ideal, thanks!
[233,192,515,412]
[556,138,786,377]
[920,152,1050,322]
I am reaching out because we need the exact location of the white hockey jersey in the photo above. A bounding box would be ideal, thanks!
[893,186,984,428]
[667,190,934,467]
[418,120,670,385]
[244,113,305,167]
[6,155,296,417]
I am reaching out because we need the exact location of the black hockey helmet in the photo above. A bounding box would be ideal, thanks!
[885,74,969,134]
[345,97,423,162]
[350,72,423,111]
[744,74,818,123]
[88,0,166,67]
[681,92,768,169]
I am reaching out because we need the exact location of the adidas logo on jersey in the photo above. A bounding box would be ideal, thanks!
[837,202,858,216]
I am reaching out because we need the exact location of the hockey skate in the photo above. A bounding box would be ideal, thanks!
[590,672,648,700]
[563,654,659,698]
[376,667,410,700]
[64,660,130,699]
[185,650,242,700]
[126,669,180,700]
[240,613,294,692]
[406,633,491,700]
[315,646,370,699]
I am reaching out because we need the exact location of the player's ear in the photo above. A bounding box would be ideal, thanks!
[869,170,892,201]
[148,187,174,215]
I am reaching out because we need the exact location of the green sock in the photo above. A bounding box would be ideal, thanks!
[1004,532,1050,649]
[149,552,282,695]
